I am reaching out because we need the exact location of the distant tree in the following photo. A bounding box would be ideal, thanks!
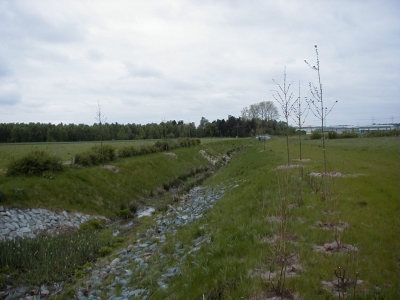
[271,67,296,165]
[117,127,126,140]
[259,101,279,125]
[197,117,209,137]
[241,101,279,136]
[305,45,338,173]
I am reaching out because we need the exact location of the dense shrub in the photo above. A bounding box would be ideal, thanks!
[340,131,358,139]
[118,209,133,219]
[118,146,139,158]
[75,144,116,166]
[92,144,116,161]
[7,150,63,176]
[138,144,158,155]
[155,140,171,151]
[310,131,322,140]
[364,129,399,137]
[78,138,201,164]
[326,131,338,139]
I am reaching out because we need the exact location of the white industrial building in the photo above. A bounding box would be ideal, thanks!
[301,124,399,135]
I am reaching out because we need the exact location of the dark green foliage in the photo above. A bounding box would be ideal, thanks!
[0,229,119,285]
[118,208,133,219]
[6,150,63,176]
[155,140,174,151]
[98,246,112,257]
[310,131,322,140]
[0,190,6,202]
[78,218,105,231]
[94,144,116,161]
[177,138,200,147]
[340,131,358,139]
[138,144,158,155]
[74,144,116,166]
[119,138,201,160]
[118,145,139,158]
[326,131,338,139]
[364,129,399,137]
[128,201,138,213]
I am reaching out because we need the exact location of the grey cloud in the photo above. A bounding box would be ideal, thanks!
[0,63,11,78]
[0,1,85,44]
[87,50,104,62]
[125,62,164,79]
[0,79,21,106]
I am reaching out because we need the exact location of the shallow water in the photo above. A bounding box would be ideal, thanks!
[136,207,155,218]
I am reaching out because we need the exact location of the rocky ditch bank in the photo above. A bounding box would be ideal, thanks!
[1,182,239,300]
[76,184,235,300]
[0,206,102,240]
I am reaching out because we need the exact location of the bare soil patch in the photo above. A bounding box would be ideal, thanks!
[314,242,358,254]
[308,171,365,178]
[102,165,119,173]
[292,158,311,162]
[315,221,348,232]
[164,152,178,158]
[261,234,298,246]
[250,253,302,299]
[321,210,339,215]
[274,164,303,171]
[265,216,282,223]
[322,277,364,298]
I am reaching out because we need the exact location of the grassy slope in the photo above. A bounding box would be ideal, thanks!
[0,140,155,169]
[0,139,246,217]
[149,136,399,299]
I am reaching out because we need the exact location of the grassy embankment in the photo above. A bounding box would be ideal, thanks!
[0,138,247,288]
[143,136,399,299]
[0,136,398,298]
[0,138,242,216]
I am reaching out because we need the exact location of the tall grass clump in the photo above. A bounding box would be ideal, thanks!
[6,150,63,176]
[0,227,120,286]
[74,144,116,166]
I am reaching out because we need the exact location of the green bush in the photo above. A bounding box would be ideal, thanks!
[94,144,116,161]
[138,144,158,155]
[98,246,112,257]
[7,150,63,176]
[79,218,105,231]
[364,129,399,137]
[118,209,133,219]
[74,152,93,166]
[326,131,338,139]
[74,145,116,166]
[118,145,139,158]
[310,131,322,140]
[340,131,358,139]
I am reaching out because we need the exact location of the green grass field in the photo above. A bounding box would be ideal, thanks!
[147,136,399,299]
[0,140,156,169]
[0,136,398,298]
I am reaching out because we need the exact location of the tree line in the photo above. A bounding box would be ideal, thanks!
[0,101,295,143]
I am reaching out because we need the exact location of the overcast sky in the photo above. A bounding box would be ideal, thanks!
[1,0,399,126]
